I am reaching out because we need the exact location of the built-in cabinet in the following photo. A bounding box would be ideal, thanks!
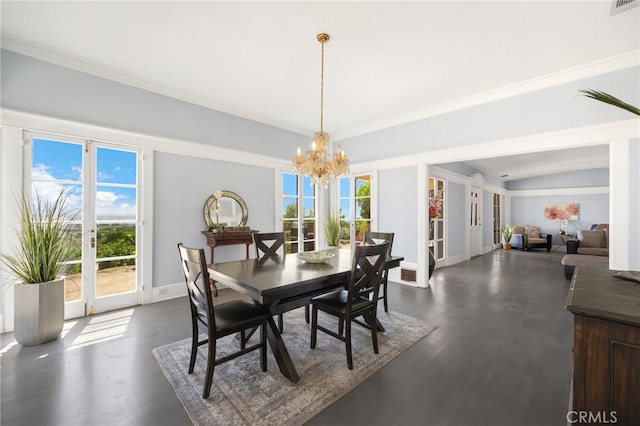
[565,267,640,425]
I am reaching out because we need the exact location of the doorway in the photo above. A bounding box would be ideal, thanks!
[470,185,483,257]
[27,133,142,318]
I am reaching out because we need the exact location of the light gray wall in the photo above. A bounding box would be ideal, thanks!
[154,152,275,286]
[1,50,306,158]
[447,182,466,257]
[511,193,609,245]
[506,168,609,190]
[339,66,639,162]
[378,166,418,262]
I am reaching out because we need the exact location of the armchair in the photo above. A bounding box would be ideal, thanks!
[510,225,552,252]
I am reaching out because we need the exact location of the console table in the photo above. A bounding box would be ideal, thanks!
[565,267,640,424]
[201,230,258,296]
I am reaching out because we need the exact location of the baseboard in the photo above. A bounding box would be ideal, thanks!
[152,282,187,302]
[388,268,418,287]
[152,281,229,303]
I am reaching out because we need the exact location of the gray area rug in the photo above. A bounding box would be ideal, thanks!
[153,308,437,426]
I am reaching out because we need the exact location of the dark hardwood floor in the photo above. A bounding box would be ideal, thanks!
[1,248,573,426]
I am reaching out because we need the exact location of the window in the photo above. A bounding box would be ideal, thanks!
[338,174,372,246]
[282,172,316,253]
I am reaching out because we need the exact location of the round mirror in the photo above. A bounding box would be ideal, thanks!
[203,190,248,228]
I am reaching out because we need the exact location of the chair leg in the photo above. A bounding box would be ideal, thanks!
[338,318,344,336]
[203,337,216,399]
[305,305,310,324]
[278,314,284,333]
[382,279,389,313]
[240,329,246,350]
[345,319,353,370]
[371,310,379,354]
[260,322,267,372]
[188,324,198,374]
[310,306,318,349]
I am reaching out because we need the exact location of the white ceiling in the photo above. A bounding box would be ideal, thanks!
[1,1,638,180]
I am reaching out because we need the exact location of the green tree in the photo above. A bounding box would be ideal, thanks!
[356,181,370,219]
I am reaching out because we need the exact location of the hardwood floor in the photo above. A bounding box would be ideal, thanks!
[1,249,573,426]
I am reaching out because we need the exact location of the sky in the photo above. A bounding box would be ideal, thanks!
[32,138,137,220]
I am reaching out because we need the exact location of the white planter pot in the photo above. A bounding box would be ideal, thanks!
[14,278,65,346]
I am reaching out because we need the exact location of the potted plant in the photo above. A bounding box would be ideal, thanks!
[1,189,78,346]
[324,214,342,248]
[502,224,514,251]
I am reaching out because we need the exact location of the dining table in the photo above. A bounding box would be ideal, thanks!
[207,248,404,383]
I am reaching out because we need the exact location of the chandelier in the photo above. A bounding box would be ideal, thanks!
[292,33,349,185]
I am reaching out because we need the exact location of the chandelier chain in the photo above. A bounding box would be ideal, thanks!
[320,39,325,134]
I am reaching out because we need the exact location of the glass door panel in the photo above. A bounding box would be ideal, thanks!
[28,134,141,318]
[92,145,139,310]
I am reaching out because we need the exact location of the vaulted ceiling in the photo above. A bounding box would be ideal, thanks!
[1,1,638,180]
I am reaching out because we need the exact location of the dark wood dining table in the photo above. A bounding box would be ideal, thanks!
[207,249,403,383]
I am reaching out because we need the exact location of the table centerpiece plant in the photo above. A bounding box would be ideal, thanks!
[324,214,342,248]
[1,188,78,345]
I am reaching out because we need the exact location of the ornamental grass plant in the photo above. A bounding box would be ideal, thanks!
[324,214,342,247]
[1,189,78,284]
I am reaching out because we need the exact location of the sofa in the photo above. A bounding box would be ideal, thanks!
[566,224,609,256]
[562,224,609,279]
[510,225,552,252]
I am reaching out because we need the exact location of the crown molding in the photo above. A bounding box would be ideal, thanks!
[2,35,637,140]
[0,108,291,170]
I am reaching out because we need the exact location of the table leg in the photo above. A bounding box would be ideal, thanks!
[265,316,300,383]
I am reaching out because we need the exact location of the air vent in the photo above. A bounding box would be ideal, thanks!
[610,0,638,15]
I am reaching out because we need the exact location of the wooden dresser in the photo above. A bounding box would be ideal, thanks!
[565,267,640,425]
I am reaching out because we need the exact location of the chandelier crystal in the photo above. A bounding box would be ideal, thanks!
[292,33,349,185]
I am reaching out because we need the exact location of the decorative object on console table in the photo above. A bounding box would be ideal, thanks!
[201,190,254,297]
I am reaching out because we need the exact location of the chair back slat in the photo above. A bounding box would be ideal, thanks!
[178,243,216,330]
[364,231,394,256]
[254,232,286,259]
[347,243,388,312]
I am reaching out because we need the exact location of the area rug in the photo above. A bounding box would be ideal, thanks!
[153,308,437,426]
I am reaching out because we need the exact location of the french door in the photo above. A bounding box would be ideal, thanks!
[338,173,373,247]
[470,185,483,257]
[26,133,142,318]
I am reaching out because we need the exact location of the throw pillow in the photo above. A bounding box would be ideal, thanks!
[579,230,605,248]
[524,226,541,238]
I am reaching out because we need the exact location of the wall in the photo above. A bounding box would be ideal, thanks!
[340,66,639,163]
[511,193,609,244]
[378,166,418,262]
[1,50,305,159]
[447,182,467,258]
[506,168,609,190]
[153,152,275,286]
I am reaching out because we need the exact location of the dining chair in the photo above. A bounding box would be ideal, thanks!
[363,231,395,312]
[252,231,312,331]
[253,232,288,332]
[310,242,388,370]
[177,243,268,399]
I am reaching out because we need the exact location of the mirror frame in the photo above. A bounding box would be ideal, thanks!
[203,190,248,228]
